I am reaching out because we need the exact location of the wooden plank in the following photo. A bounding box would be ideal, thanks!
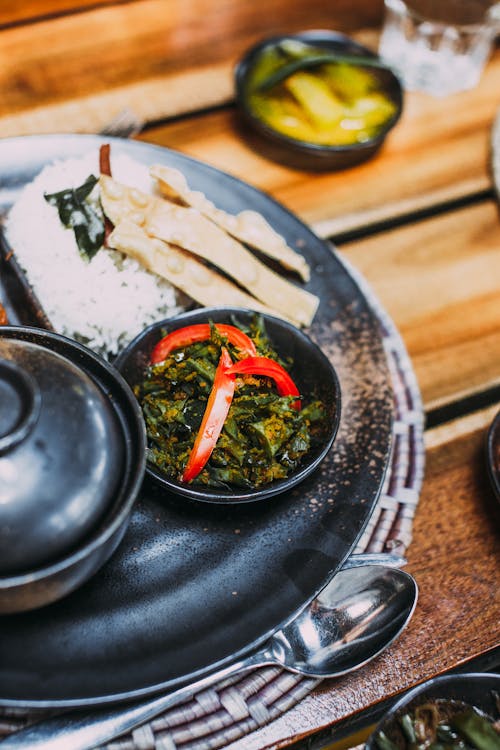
[224,405,500,749]
[0,0,381,30]
[0,1,122,28]
[136,49,500,235]
[339,200,500,411]
[1,0,498,237]
[0,0,382,126]
[0,65,235,138]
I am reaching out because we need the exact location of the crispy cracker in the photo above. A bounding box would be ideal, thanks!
[100,175,319,327]
[108,220,283,319]
[150,164,310,282]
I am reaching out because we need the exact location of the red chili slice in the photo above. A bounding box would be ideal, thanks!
[182,347,236,483]
[225,356,301,411]
[99,144,114,247]
[151,323,257,364]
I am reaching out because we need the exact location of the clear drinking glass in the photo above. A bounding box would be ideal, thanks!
[379,0,500,96]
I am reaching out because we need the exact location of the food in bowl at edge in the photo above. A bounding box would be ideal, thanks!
[135,316,330,490]
[243,38,398,147]
[4,145,317,359]
[374,697,500,750]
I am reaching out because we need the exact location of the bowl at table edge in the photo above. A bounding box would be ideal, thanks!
[365,673,500,750]
[113,307,341,504]
[234,29,403,171]
[486,408,500,504]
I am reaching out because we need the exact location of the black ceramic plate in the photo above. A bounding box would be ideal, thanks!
[0,134,393,707]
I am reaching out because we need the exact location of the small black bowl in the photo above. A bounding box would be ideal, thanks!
[365,673,500,750]
[486,409,500,504]
[114,307,341,504]
[0,326,146,613]
[235,30,403,171]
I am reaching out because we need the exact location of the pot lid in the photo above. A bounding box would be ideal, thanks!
[0,334,125,575]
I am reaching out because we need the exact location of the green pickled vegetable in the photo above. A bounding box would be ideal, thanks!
[375,698,500,750]
[400,712,418,743]
[451,708,500,750]
[284,71,345,128]
[375,730,400,750]
[256,52,390,93]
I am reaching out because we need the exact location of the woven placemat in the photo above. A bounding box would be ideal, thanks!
[0,255,425,750]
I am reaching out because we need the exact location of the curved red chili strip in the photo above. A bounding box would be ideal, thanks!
[182,347,236,483]
[151,323,257,364]
[225,356,301,410]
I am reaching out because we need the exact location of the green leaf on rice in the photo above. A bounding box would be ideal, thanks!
[44,174,105,262]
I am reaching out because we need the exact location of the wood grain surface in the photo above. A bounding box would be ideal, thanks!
[139,53,500,237]
[0,0,382,123]
[339,201,500,411]
[0,0,498,241]
[0,1,116,26]
[0,0,383,30]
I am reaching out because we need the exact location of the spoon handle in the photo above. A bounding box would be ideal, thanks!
[0,652,266,750]
[342,552,406,569]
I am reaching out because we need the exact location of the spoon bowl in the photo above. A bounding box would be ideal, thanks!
[0,561,417,750]
[269,564,417,677]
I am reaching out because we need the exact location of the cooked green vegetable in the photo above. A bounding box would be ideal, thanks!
[375,699,500,750]
[452,708,500,750]
[256,52,390,93]
[135,317,328,489]
[375,731,400,750]
[44,175,104,261]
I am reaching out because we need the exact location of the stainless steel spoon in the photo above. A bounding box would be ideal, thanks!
[0,557,417,750]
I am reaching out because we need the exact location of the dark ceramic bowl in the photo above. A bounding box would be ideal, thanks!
[114,307,341,504]
[0,326,146,613]
[365,672,500,750]
[486,409,500,504]
[235,30,403,171]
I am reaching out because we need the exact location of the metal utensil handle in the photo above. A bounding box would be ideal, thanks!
[343,552,406,569]
[0,552,406,750]
[0,651,265,750]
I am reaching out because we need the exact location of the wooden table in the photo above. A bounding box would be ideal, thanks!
[0,2,499,749]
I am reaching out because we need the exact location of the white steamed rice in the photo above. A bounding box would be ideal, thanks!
[5,150,184,357]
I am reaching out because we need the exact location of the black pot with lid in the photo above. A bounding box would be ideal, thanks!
[0,326,146,613]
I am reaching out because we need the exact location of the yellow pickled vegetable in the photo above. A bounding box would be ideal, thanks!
[245,44,397,147]
[283,72,344,128]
